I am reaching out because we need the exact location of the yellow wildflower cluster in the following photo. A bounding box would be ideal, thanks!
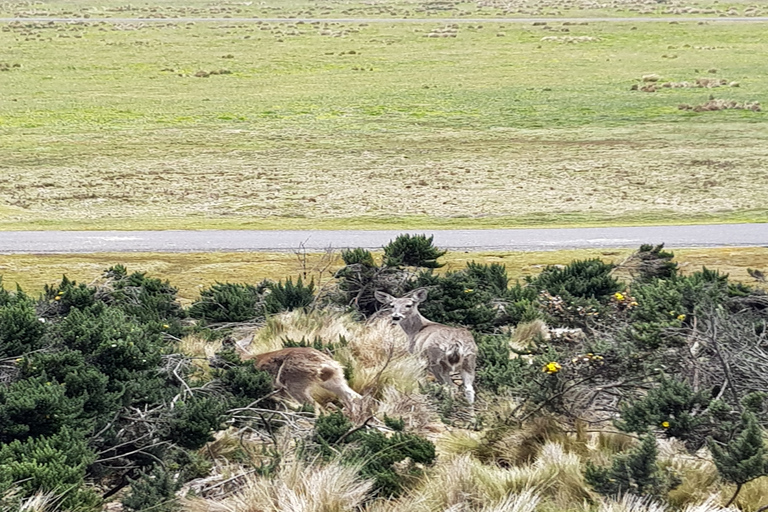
[661,421,670,428]
[613,291,638,310]
[572,353,605,365]
[543,361,562,374]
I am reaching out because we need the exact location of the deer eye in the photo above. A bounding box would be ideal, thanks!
[405,304,412,308]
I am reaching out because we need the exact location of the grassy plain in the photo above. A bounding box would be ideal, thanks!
[1,0,767,230]
[2,246,766,305]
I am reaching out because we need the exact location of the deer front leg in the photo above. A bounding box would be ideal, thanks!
[460,354,477,404]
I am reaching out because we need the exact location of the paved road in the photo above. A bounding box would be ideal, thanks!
[2,16,768,24]
[0,224,766,254]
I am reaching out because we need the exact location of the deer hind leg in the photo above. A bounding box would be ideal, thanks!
[318,366,361,407]
[429,361,455,388]
[460,354,477,404]
[283,378,315,406]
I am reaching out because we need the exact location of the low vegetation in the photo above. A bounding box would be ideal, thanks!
[2,235,768,511]
[1,1,767,230]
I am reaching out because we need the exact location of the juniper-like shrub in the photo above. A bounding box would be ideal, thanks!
[188,282,267,323]
[312,412,436,497]
[527,258,622,302]
[20,349,117,422]
[408,263,538,331]
[216,358,275,408]
[0,375,84,443]
[0,284,46,358]
[341,247,376,267]
[121,465,179,512]
[585,434,676,499]
[103,265,186,335]
[0,427,100,511]
[383,233,446,268]
[476,334,533,394]
[618,376,711,447]
[264,276,315,314]
[631,243,678,282]
[708,410,768,506]
[41,275,97,317]
[165,397,227,450]
[332,257,406,317]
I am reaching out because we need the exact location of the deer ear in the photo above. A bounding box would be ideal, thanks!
[374,290,395,304]
[409,287,428,303]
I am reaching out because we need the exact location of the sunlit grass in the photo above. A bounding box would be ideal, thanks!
[1,247,767,304]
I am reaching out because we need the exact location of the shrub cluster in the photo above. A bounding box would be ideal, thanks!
[2,237,768,509]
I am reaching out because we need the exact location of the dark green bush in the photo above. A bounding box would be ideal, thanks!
[708,411,768,506]
[476,334,532,395]
[528,258,622,301]
[0,427,100,511]
[585,434,676,499]
[188,282,266,323]
[383,234,446,268]
[341,247,376,267]
[631,243,678,282]
[42,276,97,317]
[407,264,540,332]
[0,283,46,358]
[264,277,315,314]
[312,412,436,497]
[217,359,274,408]
[166,397,227,450]
[103,265,186,336]
[618,376,711,447]
[121,465,179,512]
[0,375,84,443]
[20,349,118,421]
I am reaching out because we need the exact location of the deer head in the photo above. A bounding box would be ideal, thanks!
[374,287,428,325]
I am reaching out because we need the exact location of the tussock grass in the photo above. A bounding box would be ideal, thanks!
[183,459,372,512]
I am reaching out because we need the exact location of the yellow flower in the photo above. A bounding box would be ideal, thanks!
[614,292,625,301]
[162,324,170,329]
[677,314,686,321]
[661,421,670,428]
[464,288,474,293]
[543,361,562,374]
[54,295,61,301]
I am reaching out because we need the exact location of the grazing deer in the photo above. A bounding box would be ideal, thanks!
[374,288,477,403]
[237,345,361,408]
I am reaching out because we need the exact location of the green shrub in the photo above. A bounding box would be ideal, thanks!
[708,411,768,506]
[312,412,436,497]
[0,375,84,443]
[264,277,315,314]
[0,427,100,511]
[122,465,179,512]
[476,334,532,395]
[383,233,446,268]
[188,282,266,323]
[618,376,711,446]
[528,258,622,301]
[42,276,96,317]
[21,349,118,421]
[631,243,678,282]
[0,285,46,358]
[166,397,227,450]
[217,360,274,408]
[103,265,186,335]
[341,248,376,267]
[585,434,676,499]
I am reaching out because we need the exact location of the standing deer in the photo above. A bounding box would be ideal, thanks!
[237,345,361,408]
[374,288,477,403]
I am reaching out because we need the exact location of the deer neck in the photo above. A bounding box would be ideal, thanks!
[399,311,431,353]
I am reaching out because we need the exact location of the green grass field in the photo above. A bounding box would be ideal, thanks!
[1,1,767,230]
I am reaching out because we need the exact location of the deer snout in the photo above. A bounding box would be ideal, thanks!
[391,314,403,323]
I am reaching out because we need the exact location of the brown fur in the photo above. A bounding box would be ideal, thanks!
[240,347,361,407]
